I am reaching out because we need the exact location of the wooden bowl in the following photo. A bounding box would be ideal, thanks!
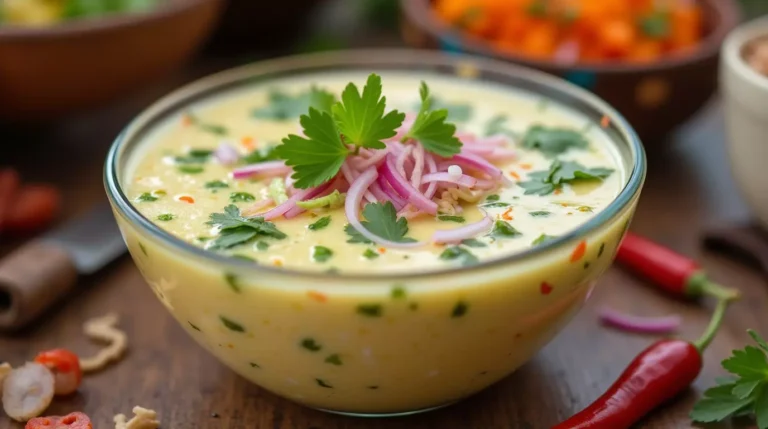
[0,0,224,122]
[400,0,740,143]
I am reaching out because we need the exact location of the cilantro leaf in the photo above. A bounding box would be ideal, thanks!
[439,246,478,266]
[690,384,755,423]
[484,114,518,138]
[489,220,522,239]
[206,205,286,249]
[522,125,588,157]
[331,74,404,150]
[756,388,768,428]
[308,216,331,231]
[750,330,768,353]
[532,234,558,246]
[414,95,473,122]
[518,180,557,196]
[722,346,768,381]
[252,86,337,120]
[276,107,350,189]
[404,82,462,157]
[241,145,279,164]
[354,202,417,243]
[345,224,373,244]
[461,238,487,248]
[312,245,334,263]
[186,113,228,136]
[733,380,763,399]
[518,160,614,196]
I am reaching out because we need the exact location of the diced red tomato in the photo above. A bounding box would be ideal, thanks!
[25,411,92,429]
[34,349,82,396]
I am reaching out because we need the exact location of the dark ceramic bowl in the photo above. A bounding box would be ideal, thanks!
[0,0,224,122]
[400,0,740,144]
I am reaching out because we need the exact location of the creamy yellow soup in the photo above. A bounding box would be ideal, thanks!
[116,69,635,414]
[127,72,623,274]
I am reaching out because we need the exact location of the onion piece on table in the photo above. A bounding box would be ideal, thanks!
[598,307,682,334]
[2,362,55,422]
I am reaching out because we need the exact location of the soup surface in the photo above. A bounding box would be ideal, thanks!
[126,71,624,274]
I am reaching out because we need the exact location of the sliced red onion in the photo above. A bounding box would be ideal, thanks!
[214,141,240,165]
[352,149,388,170]
[345,167,425,249]
[411,144,425,189]
[259,182,331,220]
[381,154,438,215]
[454,131,477,143]
[377,175,407,210]
[450,153,503,179]
[285,172,296,195]
[472,134,509,147]
[422,172,477,188]
[342,161,377,203]
[396,145,413,178]
[598,307,681,334]
[424,153,438,199]
[432,214,493,244]
[474,178,498,190]
[232,161,291,180]
[241,198,275,217]
[461,145,495,156]
[487,148,517,161]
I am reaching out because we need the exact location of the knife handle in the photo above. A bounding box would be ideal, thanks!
[0,240,77,331]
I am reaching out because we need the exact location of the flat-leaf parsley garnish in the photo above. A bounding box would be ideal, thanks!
[690,329,768,428]
[519,160,614,196]
[357,202,417,243]
[402,82,462,157]
[206,204,286,249]
[522,125,588,157]
[489,220,522,239]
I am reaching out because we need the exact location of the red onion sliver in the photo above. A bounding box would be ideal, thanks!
[473,134,509,147]
[422,172,477,188]
[232,161,291,180]
[377,175,407,209]
[411,144,425,188]
[353,149,388,170]
[432,214,493,244]
[259,181,331,220]
[450,153,503,179]
[424,153,438,199]
[396,145,413,178]
[381,155,438,215]
[345,167,425,249]
[241,198,275,217]
[214,141,239,165]
[461,145,495,156]
[598,307,682,334]
[487,148,517,161]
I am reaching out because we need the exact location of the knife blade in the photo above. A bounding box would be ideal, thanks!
[0,203,127,331]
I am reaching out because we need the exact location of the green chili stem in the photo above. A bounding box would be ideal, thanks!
[693,296,736,352]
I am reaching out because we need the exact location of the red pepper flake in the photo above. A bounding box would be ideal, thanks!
[600,115,610,128]
[570,240,587,262]
[307,290,328,303]
[509,171,521,180]
[553,188,563,195]
[182,114,192,127]
[177,195,195,204]
[502,207,514,221]
[241,136,255,151]
[540,282,553,295]
[378,247,387,254]
[519,163,533,170]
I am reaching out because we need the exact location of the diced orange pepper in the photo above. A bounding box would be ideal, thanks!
[241,136,255,151]
[178,195,195,204]
[307,290,328,303]
[509,171,521,180]
[570,240,587,262]
[502,207,514,220]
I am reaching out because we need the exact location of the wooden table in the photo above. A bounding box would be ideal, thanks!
[2,58,767,428]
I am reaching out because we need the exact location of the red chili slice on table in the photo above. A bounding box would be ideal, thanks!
[3,184,61,236]
[25,411,93,429]
[34,349,83,396]
[0,168,20,233]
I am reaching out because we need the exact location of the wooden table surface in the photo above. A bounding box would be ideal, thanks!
[2,57,767,428]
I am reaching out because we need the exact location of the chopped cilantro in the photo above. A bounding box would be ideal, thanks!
[229,192,255,203]
[301,338,322,352]
[415,95,473,122]
[255,241,270,251]
[345,224,373,244]
[205,180,229,190]
[461,238,487,248]
[438,215,465,223]
[252,86,337,120]
[529,211,552,217]
[206,205,286,249]
[135,192,158,202]
[485,194,500,202]
[178,165,204,174]
[224,273,241,293]
[483,114,518,138]
[522,125,589,157]
[312,245,334,263]
[357,304,383,317]
[519,160,614,196]
[481,201,510,208]
[174,149,212,164]
[186,113,228,136]
[316,379,333,388]
[362,248,380,260]
[391,285,407,299]
[241,145,279,164]
[350,202,417,244]
[490,220,522,239]
[156,213,175,221]
[439,246,479,266]
[308,216,331,231]
[325,354,343,366]
[532,234,558,246]
[220,316,245,332]
[451,301,469,318]
[232,254,255,262]
[403,82,462,157]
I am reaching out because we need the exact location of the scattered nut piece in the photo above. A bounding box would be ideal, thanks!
[114,406,160,429]
[2,362,55,422]
[79,313,128,373]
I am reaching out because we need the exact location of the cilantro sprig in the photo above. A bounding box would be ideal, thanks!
[691,330,768,428]
[522,125,588,157]
[519,160,614,196]
[402,82,462,157]
[205,205,286,249]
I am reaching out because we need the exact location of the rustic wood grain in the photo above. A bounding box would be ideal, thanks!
[1,63,766,429]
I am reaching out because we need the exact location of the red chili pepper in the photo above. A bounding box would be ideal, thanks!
[616,232,734,300]
[25,411,92,429]
[554,293,737,428]
[34,349,82,396]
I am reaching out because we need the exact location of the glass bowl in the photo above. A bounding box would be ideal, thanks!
[104,49,646,417]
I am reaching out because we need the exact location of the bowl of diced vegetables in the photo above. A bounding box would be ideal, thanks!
[0,0,224,122]
[400,0,740,143]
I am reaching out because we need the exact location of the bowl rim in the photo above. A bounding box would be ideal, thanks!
[0,0,218,39]
[400,0,741,73]
[104,48,646,281]
[722,14,768,93]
